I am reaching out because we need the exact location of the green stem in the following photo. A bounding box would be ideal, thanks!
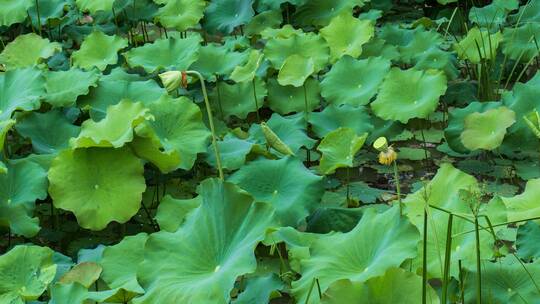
[303,83,311,165]
[422,205,428,304]
[441,214,453,304]
[393,161,402,215]
[474,216,482,304]
[35,0,42,36]
[252,78,261,122]
[215,77,224,119]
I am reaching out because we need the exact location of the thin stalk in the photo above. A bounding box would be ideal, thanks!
[140,200,158,231]
[215,77,224,119]
[474,216,482,304]
[303,83,311,165]
[35,0,42,36]
[441,214,454,304]
[305,278,317,304]
[252,78,261,122]
[393,161,402,215]
[346,167,351,202]
[422,204,428,304]
[316,279,322,299]
[453,215,540,237]
[459,260,465,303]
[185,71,224,180]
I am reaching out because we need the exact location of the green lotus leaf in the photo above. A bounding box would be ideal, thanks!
[502,23,540,63]
[49,282,88,304]
[244,10,283,37]
[190,43,248,80]
[414,47,459,80]
[0,67,44,120]
[28,0,66,28]
[0,118,15,152]
[454,27,502,64]
[509,0,540,23]
[438,0,458,3]
[516,221,540,260]
[203,0,254,34]
[210,77,266,119]
[460,106,516,151]
[230,49,263,83]
[134,179,274,303]
[0,0,34,26]
[44,68,100,107]
[267,77,320,115]
[156,0,205,32]
[0,159,48,237]
[501,178,540,225]
[101,233,148,298]
[293,0,368,26]
[123,35,201,73]
[277,54,314,87]
[398,29,443,63]
[233,273,284,304]
[59,262,102,288]
[320,12,374,62]
[371,68,447,123]
[72,100,152,148]
[321,268,439,304]
[72,31,128,71]
[469,0,518,28]
[260,24,303,40]
[155,195,201,232]
[76,0,114,13]
[205,133,254,171]
[130,136,181,174]
[256,0,306,11]
[321,55,390,106]
[0,161,5,174]
[291,206,420,304]
[0,33,61,70]
[229,156,323,226]
[0,245,56,302]
[317,128,367,175]
[133,94,210,171]
[309,104,373,138]
[48,147,146,230]
[15,110,81,154]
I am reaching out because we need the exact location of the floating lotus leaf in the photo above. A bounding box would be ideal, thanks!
[0,245,56,302]
[59,262,102,288]
[320,12,374,62]
[49,282,88,304]
[156,0,205,32]
[317,128,367,175]
[72,31,128,71]
[0,67,44,120]
[321,268,439,304]
[293,0,367,26]
[204,0,254,34]
[230,50,263,83]
[291,206,420,304]
[398,29,443,63]
[454,27,502,64]
[0,159,48,237]
[371,68,447,123]
[516,221,540,260]
[460,106,515,151]
[0,33,61,70]
[501,178,540,225]
[123,35,201,73]
[15,110,81,154]
[469,0,518,28]
[309,104,373,138]
[48,147,146,230]
[44,68,100,107]
[72,100,151,148]
[133,95,210,171]
[190,43,248,80]
[277,54,314,87]
[503,23,540,63]
[321,56,390,106]
[210,77,266,119]
[76,0,114,13]
[267,77,320,115]
[229,156,323,226]
[234,273,284,304]
[0,0,34,26]
[245,10,283,37]
[155,195,201,232]
[134,179,274,303]
[205,133,254,171]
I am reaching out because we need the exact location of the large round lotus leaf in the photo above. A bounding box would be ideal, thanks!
[309,104,373,138]
[190,43,248,80]
[123,35,201,73]
[134,179,274,304]
[454,27,502,64]
[501,178,540,225]
[293,0,367,26]
[469,0,518,28]
[0,33,61,70]
[0,0,34,26]
[156,0,205,32]
[230,50,263,83]
[244,10,283,37]
[229,156,323,226]
[267,77,320,115]
[133,95,210,171]
[59,262,102,288]
[248,113,315,155]
[398,29,443,63]
[155,195,201,232]
[203,0,254,34]
[317,128,367,175]
[210,77,266,119]
[0,159,47,237]
[72,31,128,71]
[516,221,540,260]
[101,233,148,297]
[0,67,44,120]
[264,30,329,72]
[291,206,420,304]
[321,268,439,304]
[76,0,114,13]
[502,23,540,62]
[48,147,146,230]
[205,133,254,171]
[445,101,501,153]
[15,110,81,154]
[321,56,390,106]
[277,54,314,87]
[371,68,447,123]
[72,100,151,149]
[460,106,515,151]
[414,47,459,80]
[0,245,56,302]
[320,12,374,62]
[403,163,506,278]
[44,68,100,107]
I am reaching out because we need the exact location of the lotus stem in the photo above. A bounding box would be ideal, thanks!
[35,0,42,36]
[252,78,261,122]
[441,214,453,304]
[303,83,311,165]
[474,216,482,304]
[393,161,402,215]
[422,204,428,304]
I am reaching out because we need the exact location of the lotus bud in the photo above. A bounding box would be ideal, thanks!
[524,110,540,139]
[159,71,182,92]
[261,122,294,156]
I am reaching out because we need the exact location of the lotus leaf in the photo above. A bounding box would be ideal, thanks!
[317,128,367,175]
[234,273,284,304]
[44,68,100,107]
[0,0,34,26]
[204,0,254,34]
[503,23,540,63]
[59,262,102,288]
[205,133,254,170]
[72,31,128,71]
[293,0,367,26]
[460,106,516,151]
[0,33,61,70]
[0,67,44,120]
[267,77,320,114]
[501,178,540,225]
[230,50,263,83]
[155,0,205,32]
[155,195,201,232]
[191,43,248,80]
[76,0,115,13]
[210,77,266,119]
[309,104,373,138]
[0,119,14,152]
[277,54,314,87]
[516,221,540,260]
[28,0,66,27]
[244,10,283,36]
[454,27,502,63]
[469,0,518,28]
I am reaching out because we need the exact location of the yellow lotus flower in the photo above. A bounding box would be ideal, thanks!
[378,147,397,165]
[158,71,182,92]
